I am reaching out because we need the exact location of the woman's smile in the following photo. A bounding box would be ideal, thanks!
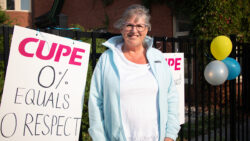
[121,15,148,48]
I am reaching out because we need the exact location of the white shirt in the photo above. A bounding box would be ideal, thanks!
[114,44,159,141]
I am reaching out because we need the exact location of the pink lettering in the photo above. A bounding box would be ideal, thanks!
[19,37,39,57]
[69,48,85,66]
[54,44,71,62]
[175,58,181,70]
[168,58,175,66]
[36,41,57,60]
[18,37,85,66]
[165,57,182,71]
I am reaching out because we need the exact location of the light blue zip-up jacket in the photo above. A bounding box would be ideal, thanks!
[88,36,180,141]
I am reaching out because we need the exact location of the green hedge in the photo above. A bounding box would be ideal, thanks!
[79,36,107,140]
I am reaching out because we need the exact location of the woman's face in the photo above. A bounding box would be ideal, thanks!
[121,15,148,48]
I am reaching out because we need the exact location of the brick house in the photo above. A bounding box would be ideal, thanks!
[0,0,190,37]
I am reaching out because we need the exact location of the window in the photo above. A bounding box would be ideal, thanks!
[21,0,30,10]
[7,0,14,10]
[173,15,191,38]
[173,14,193,84]
[0,0,31,11]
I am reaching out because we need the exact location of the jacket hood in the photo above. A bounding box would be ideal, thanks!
[102,35,154,50]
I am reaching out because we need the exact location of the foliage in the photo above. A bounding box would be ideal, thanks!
[82,132,92,140]
[0,35,5,100]
[187,0,249,41]
[70,24,107,139]
[141,0,249,41]
[0,6,11,25]
[0,7,11,94]
[81,41,106,140]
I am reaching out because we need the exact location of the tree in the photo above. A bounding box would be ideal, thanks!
[142,0,249,41]
[0,6,10,25]
[186,0,249,41]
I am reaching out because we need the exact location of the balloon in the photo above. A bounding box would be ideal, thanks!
[210,36,232,60]
[204,60,228,85]
[222,57,241,80]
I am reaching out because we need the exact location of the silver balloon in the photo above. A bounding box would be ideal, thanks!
[204,60,228,86]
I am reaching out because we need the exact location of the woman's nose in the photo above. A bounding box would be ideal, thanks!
[130,26,137,32]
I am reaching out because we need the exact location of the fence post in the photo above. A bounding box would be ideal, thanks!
[58,13,68,28]
[58,13,68,36]
[244,43,250,113]
[3,25,10,76]
[91,32,97,67]
[245,43,250,141]
[229,35,236,141]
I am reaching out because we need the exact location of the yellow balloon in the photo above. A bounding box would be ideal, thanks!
[210,36,232,60]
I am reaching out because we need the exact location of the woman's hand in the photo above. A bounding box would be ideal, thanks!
[164,137,174,141]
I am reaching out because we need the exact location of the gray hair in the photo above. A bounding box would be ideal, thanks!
[114,4,151,31]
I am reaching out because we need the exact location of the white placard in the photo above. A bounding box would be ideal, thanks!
[164,53,185,124]
[0,25,90,140]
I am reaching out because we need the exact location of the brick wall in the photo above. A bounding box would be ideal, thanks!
[33,0,173,36]
[5,11,31,27]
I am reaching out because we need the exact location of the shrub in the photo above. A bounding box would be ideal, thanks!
[0,6,11,25]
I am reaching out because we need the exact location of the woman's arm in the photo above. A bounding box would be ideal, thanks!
[165,68,181,140]
[88,56,107,141]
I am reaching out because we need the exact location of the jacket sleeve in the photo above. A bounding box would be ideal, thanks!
[88,54,108,141]
[165,67,181,140]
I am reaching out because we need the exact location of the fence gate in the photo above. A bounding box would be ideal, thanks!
[0,25,249,141]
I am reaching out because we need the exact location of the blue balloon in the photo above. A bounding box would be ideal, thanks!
[222,57,241,80]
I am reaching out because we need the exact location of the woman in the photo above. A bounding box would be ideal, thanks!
[88,4,180,141]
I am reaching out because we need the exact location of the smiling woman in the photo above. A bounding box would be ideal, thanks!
[88,4,180,141]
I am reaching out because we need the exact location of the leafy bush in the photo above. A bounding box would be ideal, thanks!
[0,7,8,99]
[69,24,107,140]
[141,0,249,41]
[80,37,106,140]
[0,35,4,101]
[0,6,11,25]
[186,0,249,41]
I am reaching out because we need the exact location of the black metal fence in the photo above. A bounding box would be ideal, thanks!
[0,25,249,141]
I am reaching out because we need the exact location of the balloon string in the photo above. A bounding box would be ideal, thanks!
[204,50,214,61]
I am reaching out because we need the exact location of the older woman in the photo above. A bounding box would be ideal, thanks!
[88,4,180,141]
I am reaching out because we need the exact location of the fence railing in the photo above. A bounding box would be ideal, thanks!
[0,25,249,141]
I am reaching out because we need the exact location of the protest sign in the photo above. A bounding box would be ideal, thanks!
[0,25,90,140]
[164,53,185,124]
